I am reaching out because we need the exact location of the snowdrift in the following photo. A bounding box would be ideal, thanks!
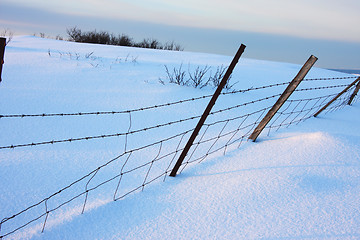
[0,36,359,240]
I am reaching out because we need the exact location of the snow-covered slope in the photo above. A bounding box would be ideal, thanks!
[0,36,359,240]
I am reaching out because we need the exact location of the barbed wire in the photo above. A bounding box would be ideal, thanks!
[0,115,199,150]
[0,76,355,119]
[296,83,352,92]
[1,75,358,239]
[303,76,358,81]
[179,83,359,171]
[0,128,194,239]
[0,83,283,119]
[0,82,351,150]
[0,94,281,150]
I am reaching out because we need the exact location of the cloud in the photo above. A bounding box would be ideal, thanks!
[0,19,47,29]
[1,0,360,42]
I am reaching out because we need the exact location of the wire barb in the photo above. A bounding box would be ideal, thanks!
[1,75,358,239]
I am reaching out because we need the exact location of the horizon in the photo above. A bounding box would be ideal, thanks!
[1,0,359,69]
[4,33,360,72]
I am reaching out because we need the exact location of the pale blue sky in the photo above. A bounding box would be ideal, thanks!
[1,0,359,69]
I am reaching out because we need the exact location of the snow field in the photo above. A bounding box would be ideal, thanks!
[0,36,359,239]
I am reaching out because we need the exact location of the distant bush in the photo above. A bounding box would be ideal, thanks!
[137,38,165,50]
[109,34,133,47]
[66,27,183,51]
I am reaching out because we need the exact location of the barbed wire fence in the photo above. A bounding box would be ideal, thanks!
[0,60,359,239]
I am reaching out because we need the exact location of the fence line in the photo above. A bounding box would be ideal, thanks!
[314,77,360,117]
[1,74,359,239]
[0,76,356,119]
[0,93,283,150]
[170,44,246,176]
[178,85,358,171]
[0,82,354,151]
[249,55,318,141]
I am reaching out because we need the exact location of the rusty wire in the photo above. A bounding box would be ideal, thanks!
[1,76,359,239]
[0,76,356,119]
[0,94,281,150]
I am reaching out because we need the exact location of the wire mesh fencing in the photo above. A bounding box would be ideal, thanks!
[0,74,359,239]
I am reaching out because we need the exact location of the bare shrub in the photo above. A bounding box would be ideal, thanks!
[110,34,133,46]
[165,64,188,86]
[135,38,162,49]
[188,65,211,88]
[1,28,14,44]
[162,64,237,91]
[163,41,184,51]
[209,65,237,91]
[67,27,82,42]
[85,52,94,59]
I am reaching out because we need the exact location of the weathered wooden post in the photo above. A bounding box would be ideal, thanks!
[314,77,360,117]
[248,55,318,142]
[348,77,360,105]
[0,38,6,82]
[169,44,246,177]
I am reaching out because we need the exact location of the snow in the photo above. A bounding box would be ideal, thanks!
[0,36,359,239]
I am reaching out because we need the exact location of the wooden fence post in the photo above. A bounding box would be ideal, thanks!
[0,38,6,82]
[169,44,246,177]
[248,55,318,142]
[314,77,360,117]
[348,77,360,105]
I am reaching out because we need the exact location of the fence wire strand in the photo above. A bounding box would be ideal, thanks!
[1,76,359,239]
[1,76,356,119]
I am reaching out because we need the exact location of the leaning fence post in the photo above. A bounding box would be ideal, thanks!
[347,77,360,105]
[248,55,318,142]
[169,44,246,177]
[314,77,360,117]
[0,37,6,82]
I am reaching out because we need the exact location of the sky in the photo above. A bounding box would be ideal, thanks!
[1,0,360,69]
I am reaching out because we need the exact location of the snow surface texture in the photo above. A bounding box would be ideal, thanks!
[0,36,359,240]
